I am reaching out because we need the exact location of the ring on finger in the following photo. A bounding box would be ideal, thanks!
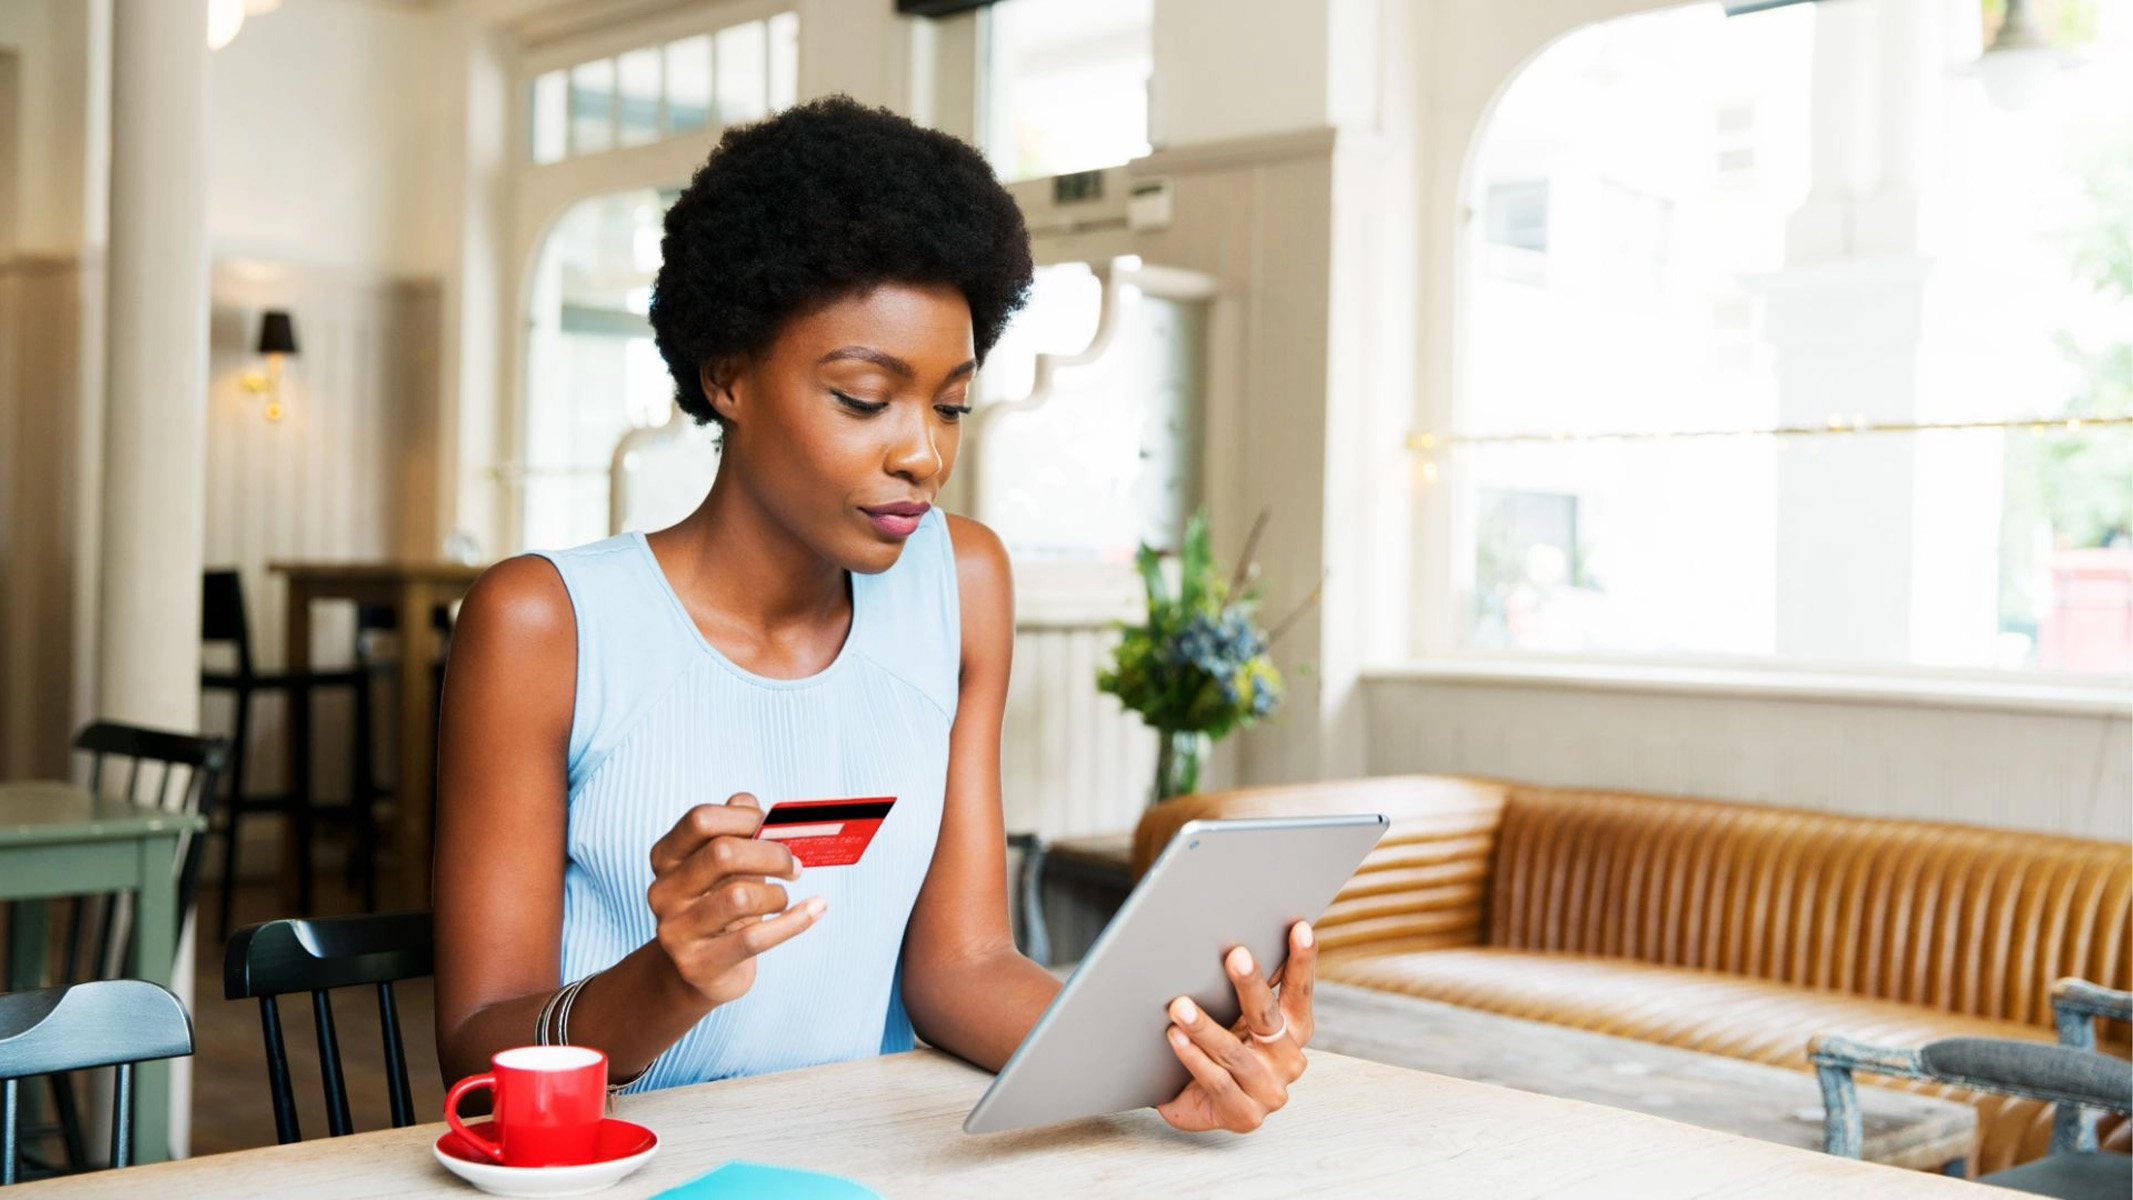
[1250,1016,1290,1046]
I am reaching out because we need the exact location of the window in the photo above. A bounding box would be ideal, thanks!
[1447,0,2132,676]
[976,260,1206,561]
[528,12,799,165]
[983,0,1152,182]
[520,190,719,551]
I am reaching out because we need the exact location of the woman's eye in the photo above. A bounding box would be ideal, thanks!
[832,390,888,415]
[936,403,974,423]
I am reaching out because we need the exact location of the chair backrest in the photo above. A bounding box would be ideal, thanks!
[66,722,230,983]
[223,912,435,1143]
[200,569,256,677]
[0,980,193,1182]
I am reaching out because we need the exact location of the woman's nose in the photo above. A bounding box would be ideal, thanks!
[886,412,943,482]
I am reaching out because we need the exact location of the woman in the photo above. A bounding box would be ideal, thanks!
[433,96,1317,1135]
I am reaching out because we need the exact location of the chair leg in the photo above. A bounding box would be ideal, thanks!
[218,687,252,940]
[352,669,379,913]
[293,685,315,916]
[218,812,243,942]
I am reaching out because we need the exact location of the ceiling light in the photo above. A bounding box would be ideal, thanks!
[207,0,245,50]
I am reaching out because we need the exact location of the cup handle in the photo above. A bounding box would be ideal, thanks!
[444,1073,504,1164]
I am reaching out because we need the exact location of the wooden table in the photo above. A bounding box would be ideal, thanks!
[1309,981,1978,1172]
[9,1049,1987,1197]
[0,781,205,1166]
[270,561,484,909]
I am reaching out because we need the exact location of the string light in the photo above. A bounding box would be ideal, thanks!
[1406,415,2132,485]
[1407,414,2131,452]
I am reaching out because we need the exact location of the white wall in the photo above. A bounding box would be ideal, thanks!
[1366,666,2132,839]
[0,0,105,254]
[207,0,441,275]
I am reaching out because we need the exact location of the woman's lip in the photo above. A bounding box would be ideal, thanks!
[865,510,923,538]
[861,501,932,518]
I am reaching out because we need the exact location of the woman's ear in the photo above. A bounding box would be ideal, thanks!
[700,359,741,423]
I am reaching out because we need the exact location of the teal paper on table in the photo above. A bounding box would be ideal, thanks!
[654,1160,885,1199]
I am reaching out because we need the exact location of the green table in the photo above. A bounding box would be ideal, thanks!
[1,781,204,1165]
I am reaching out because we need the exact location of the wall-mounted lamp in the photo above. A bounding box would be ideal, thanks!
[240,309,298,422]
[208,0,282,52]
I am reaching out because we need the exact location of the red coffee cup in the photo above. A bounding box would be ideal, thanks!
[445,1045,607,1167]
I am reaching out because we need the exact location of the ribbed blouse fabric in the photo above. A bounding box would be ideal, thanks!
[531,507,958,1092]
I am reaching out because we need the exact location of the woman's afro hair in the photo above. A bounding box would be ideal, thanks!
[649,95,1034,425]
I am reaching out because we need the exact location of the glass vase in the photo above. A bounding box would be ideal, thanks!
[1153,729,1209,804]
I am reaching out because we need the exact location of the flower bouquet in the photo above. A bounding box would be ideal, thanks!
[1097,510,1309,803]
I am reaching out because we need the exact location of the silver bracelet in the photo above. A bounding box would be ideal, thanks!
[553,976,593,1046]
[534,984,567,1046]
[549,974,651,1101]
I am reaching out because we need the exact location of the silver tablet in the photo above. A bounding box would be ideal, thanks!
[964,813,1388,1134]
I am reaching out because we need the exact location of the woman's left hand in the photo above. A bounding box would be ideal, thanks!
[1155,920,1318,1133]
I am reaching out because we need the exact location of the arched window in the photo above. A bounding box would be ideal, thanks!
[1448,0,2131,675]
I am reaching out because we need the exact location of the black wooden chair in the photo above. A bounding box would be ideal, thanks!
[0,980,193,1185]
[62,722,231,983]
[200,569,373,937]
[223,911,434,1143]
[16,723,227,1175]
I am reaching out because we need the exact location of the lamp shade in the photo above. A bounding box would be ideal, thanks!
[256,310,298,356]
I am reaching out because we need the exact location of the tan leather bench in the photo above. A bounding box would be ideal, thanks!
[1134,776,2132,1174]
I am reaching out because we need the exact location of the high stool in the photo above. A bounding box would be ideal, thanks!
[346,602,453,902]
[200,570,374,939]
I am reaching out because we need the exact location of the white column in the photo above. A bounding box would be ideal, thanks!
[1765,0,1999,668]
[101,0,211,1158]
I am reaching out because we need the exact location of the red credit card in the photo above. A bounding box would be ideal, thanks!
[754,797,895,868]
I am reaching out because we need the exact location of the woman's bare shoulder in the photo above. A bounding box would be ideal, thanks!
[459,554,575,644]
[945,514,1012,610]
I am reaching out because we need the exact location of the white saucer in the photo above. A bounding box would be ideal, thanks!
[432,1121,659,1198]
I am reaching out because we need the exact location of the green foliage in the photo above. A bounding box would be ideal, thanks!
[1098,511,1285,739]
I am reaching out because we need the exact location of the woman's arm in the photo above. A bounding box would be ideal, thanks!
[432,557,819,1086]
[897,516,1063,1070]
[900,517,1321,1134]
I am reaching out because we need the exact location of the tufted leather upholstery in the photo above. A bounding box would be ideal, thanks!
[1133,776,2133,1174]
[1131,775,1507,954]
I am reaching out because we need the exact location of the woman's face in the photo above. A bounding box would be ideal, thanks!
[706,281,976,575]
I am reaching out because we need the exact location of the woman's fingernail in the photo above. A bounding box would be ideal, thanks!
[1168,1027,1188,1048]
[1171,997,1199,1026]
[1228,947,1254,976]
[805,896,827,917]
[1297,922,1315,949]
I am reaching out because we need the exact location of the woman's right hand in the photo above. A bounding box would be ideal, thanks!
[646,793,825,1009]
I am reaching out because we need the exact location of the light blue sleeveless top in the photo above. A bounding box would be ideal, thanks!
[531,507,958,1092]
